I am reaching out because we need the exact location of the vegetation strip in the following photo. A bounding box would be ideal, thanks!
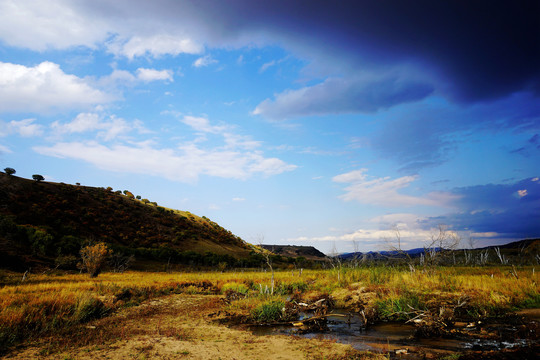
[1,266,538,356]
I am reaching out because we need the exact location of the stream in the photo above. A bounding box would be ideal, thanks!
[248,310,539,358]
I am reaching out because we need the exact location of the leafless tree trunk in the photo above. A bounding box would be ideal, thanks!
[423,225,461,266]
[494,247,508,265]
[328,242,342,282]
[258,235,274,295]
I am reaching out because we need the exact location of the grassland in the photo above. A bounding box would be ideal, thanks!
[1,265,538,359]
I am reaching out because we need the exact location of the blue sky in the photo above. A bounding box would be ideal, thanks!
[0,0,538,253]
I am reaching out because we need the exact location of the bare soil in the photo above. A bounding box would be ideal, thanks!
[3,294,382,360]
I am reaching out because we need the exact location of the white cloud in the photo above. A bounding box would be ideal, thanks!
[223,133,261,150]
[181,115,226,133]
[136,68,174,82]
[0,62,111,113]
[4,119,44,137]
[52,113,101,134]
[0,0,108,51]
[288,213,477,252]
[34,141,296,182]
[108,34,202,59]
[0,144,12,153]
[232,197,245,202]
[517,189,528,198]
[192,55,218,68]
[103,69,137,85]
[51,112,143,141]
[333,169,456,207]
[259,60,276,73]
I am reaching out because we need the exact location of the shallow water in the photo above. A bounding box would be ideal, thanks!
[249,310,537,356]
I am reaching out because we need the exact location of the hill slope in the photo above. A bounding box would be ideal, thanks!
[0,173,255,270]
[260,245,327,260]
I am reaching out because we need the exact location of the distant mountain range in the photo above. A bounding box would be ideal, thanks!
[338,239,539,260]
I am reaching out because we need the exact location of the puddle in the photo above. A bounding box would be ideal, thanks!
[249,309,539,357]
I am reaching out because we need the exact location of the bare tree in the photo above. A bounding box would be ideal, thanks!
[383,224,413,264]
[351,239,361,268]
[423,225,461,266]
[478,249,489,265]
[494,247,508,265]
[257,235,274,295]
[327,242,343,282]
[463,234,475,265]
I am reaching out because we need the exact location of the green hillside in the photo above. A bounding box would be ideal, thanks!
[0,172,260,271]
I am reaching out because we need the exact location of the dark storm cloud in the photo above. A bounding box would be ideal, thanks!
[371,92,540,172]
[221,0,539,102]
[87,0,540,102]
[422,177,540,238]
[253,75,434,120]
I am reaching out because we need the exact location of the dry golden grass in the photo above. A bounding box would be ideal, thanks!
[1,266,538,355]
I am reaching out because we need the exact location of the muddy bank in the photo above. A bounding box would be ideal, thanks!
[221,294,540,359]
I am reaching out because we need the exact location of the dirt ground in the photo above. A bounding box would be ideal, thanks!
[3,294,382,360]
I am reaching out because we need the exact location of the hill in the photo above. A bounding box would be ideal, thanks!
[0,172,259,271]
[260,245,327,261]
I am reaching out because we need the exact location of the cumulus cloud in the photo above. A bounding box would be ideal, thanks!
[253,74,433,120]
[288,212,500,252]
[192,55,218,68]
[34,141,296,182]
[332,169,457,207]
[108,34,202,59]
[0,0,108,50]
[39,112,295,182]
[1,118,44,137]
[135,68,174,82]
[180,115,226,133]
[0,62,111,113]
[51,112,145,141]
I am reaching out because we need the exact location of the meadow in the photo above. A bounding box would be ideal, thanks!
[1,265,538,358]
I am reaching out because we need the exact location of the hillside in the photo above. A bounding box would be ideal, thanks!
[0,172,257,270]
[260,245,327,261]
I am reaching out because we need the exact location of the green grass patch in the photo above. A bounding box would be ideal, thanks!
[251,300,285,323]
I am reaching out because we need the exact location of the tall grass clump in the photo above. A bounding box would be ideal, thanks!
[375,291,424,321]
[221,282,249,295]
[251,299,285,323]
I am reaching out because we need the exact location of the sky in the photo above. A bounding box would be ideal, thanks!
[0,0,539,253]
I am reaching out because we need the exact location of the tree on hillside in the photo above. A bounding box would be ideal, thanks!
[32,174,44,182]
[80,243,110,277]
[4,167,15,176]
